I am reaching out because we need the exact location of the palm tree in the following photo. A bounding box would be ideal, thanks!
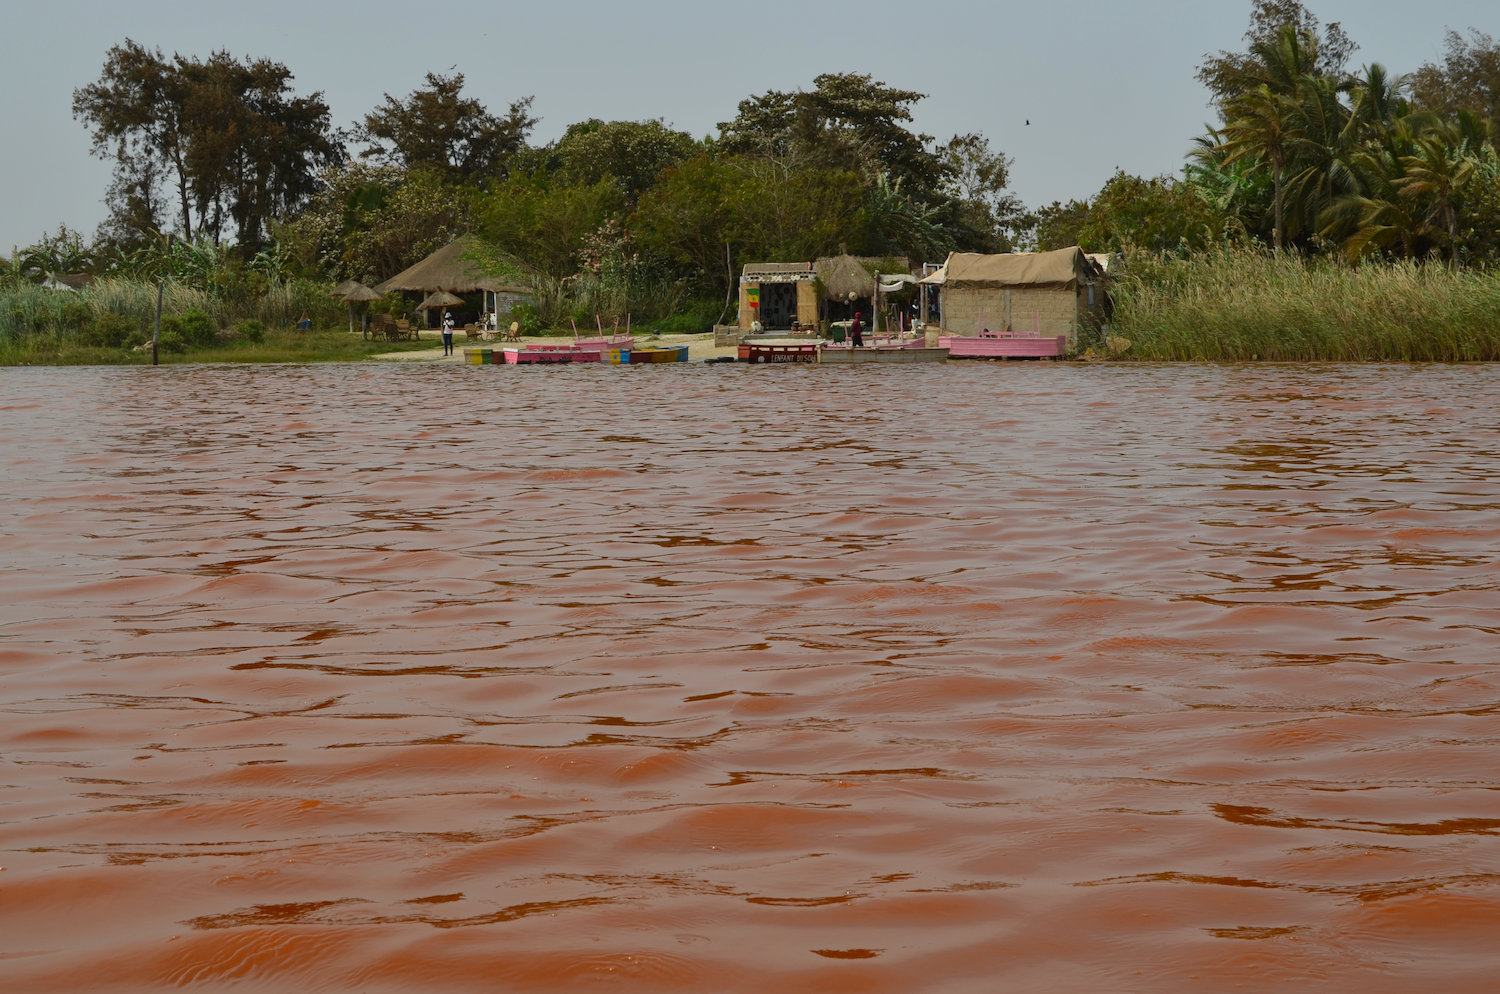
[1219,84,1304,252]
[1321,193,1422,259]
[1399,131,1476,270]
[1280,74,1357,240]
[1343,64,1407,143]
[864,173,949,260]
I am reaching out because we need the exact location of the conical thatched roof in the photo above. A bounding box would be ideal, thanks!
[332,279,364,297]
[815,255,874,300]
[341,283,383,302]
[417,290,467,311]
[374,235,533,294]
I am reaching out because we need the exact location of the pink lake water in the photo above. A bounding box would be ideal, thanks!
[1,361,1498,992]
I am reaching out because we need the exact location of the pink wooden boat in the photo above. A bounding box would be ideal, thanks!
[570,317,635,352]
[941,307,1066,358]
[939,333,1066,358]
[502,346,600,364]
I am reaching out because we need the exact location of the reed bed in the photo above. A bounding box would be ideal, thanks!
[1111,249,1500,362]
[0,279,345,344]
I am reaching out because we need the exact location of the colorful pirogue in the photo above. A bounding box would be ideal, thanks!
[462,344,690,365]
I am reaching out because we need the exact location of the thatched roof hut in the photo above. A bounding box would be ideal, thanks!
[814,255,871,300]
[373,235,533,295]
[813,255,912,300]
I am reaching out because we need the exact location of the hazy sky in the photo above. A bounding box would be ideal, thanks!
[2,0,1495,250]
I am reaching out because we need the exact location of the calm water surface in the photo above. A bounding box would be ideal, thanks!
[1,362,1498,992]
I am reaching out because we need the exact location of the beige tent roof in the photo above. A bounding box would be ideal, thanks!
[373,235,533,295]
[938,247,1097,290]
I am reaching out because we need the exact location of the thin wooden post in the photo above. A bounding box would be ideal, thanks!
[152,279,163,366]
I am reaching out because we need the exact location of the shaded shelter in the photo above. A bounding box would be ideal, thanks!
[814,255,912,327]
[417,290,466,313]
[372,233,537,328]
[332,279,364,298]
[341,284,383,337]
[374,235,534,328]
[815,254,875,302]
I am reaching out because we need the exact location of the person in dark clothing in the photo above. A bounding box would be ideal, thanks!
[849,312,865,347]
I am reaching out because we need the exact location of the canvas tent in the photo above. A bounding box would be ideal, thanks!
[926,247,1105,348]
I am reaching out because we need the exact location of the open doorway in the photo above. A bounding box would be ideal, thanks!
[758,283,796,329]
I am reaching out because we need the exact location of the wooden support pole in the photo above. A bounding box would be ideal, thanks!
[152,279,162,366]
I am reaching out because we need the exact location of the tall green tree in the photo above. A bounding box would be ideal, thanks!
[1197,0,1356,106]
[357,73,537,186]
[718,73,949,197]
[74,41,338,248]
[1218,80,1305,251]
[177,52,341,246]
[74,41,194,238]
[1398,130,1477,269]
[546,119,700,200]
[1410,29,1500,124]
[476,176,625,278]
[940,133,1025,251]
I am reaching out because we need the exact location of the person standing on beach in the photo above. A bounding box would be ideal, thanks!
[850,311,865,347]
[441,310,455,356]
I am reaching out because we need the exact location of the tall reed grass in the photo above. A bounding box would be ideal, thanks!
[1111,249,1500,361]
[0,278,344,343]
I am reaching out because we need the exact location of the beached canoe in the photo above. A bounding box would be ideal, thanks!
[502,347,593,364]
[739,342,818,363]
[630,345,689,363]
[817,345,948,364]
[939,334,1066,358]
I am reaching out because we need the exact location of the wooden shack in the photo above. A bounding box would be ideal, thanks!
[922,247,1105,350]
[738,263,819,331]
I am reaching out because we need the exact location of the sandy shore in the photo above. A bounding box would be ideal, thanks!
[370,331,740,363]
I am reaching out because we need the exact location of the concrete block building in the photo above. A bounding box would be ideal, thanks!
[922,247,1106,350]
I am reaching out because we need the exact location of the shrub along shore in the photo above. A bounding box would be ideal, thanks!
[4,250,1500,365]
[1109,250,1500,362]
[0,279,426,365]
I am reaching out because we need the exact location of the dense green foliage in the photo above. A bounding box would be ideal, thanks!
[73,40,339,250]
[10,2,1500,362]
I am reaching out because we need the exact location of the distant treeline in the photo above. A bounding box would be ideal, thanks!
[5,0,1500,342]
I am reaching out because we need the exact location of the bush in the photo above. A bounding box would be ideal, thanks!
[179,308,216,346]
[60,301,93,331]
[157,327,188,353]
[236,319,266,343]
[510,303,540,335]
[90,312,138,348]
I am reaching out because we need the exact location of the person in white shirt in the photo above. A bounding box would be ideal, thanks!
[441,310,455,356]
